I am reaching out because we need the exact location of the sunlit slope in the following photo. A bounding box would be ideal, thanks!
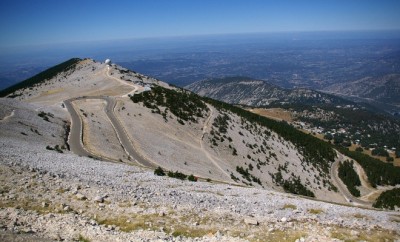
[2,58,349,203]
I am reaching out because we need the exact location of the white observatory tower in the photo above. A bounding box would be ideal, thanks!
[105,59,111,66]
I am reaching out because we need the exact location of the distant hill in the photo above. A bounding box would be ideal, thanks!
[323,74,400,106]
[186,76,354,107]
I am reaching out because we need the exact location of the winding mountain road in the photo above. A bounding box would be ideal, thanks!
[65,96,155,168]
[104,97,156,168]
[330,153,373,207]
[64,65,233,175]
[64,99,91,157]
[65,65,376,203]
[64,66,155,168]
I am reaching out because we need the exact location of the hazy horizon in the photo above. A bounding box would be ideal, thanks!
[2,29,400,60]
[1,30,400,91]
[1,0,400,48]
[1,0,400,92]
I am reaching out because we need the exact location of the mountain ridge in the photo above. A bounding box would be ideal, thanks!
[186,76,356,107]
[0,58,81,98]
[1,58,399,241]
[323,74,400,115]
[1,59,345,200]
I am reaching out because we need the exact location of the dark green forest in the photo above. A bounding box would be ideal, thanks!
[271,171,315,197]
[131,86,208,125]
[282,104,400,152]
[338,160,361,197]
[373,188,400,210]
[338,147,400,187]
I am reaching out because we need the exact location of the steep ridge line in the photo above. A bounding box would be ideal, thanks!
[10,61,395,209]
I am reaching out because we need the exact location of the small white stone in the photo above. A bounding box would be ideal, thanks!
[350,230,360,236]
[76,193,87,200]
[244,218,259,225]
[93,196,104,203]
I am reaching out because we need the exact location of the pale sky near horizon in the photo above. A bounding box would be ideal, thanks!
[1,0,400,47]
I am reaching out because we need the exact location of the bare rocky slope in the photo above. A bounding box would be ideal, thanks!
[0,59,399,241]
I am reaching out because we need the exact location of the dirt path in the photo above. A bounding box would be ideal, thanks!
[0,110,14,122]
[361,189,386,201]
[199,104,232,181]
[105,66,141,97]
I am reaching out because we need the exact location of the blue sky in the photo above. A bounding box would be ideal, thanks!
[1,0,400,47]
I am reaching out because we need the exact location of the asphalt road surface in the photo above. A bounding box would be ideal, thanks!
[64,96,155,168]
[64,98,92,157]
[103,96,155,168]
